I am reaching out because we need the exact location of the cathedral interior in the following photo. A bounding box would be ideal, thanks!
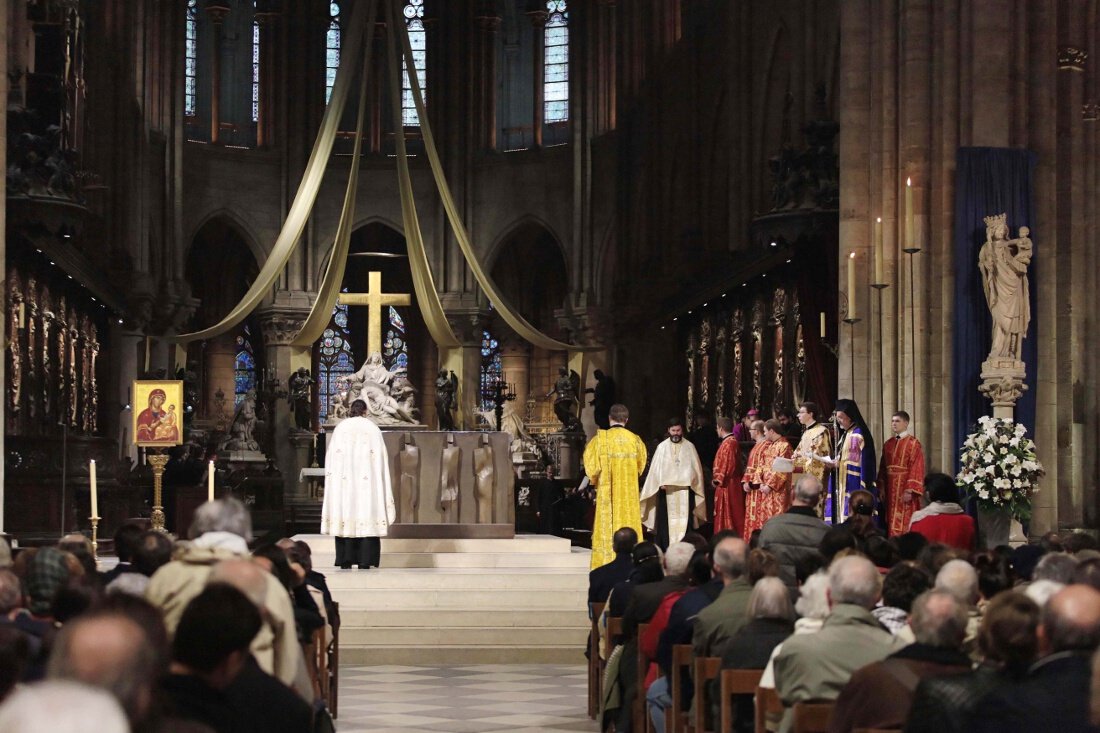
[2,0,1099,542]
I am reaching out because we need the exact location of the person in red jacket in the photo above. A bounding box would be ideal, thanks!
[909,473,976,550]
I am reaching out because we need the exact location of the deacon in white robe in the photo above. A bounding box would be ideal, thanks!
[639,420,706,548]
[321,399,396,569]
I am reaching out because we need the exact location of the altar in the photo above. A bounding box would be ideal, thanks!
[318,428,516,539]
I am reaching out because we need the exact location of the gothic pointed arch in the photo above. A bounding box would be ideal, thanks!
[185,216,265,417]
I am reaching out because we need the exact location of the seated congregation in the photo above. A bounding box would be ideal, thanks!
[589,473,1100,733]
[0,498,334,733]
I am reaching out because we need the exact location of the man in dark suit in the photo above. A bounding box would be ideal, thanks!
[101,522,145,585]
[972,584,1100,733]
[589,527,637,609]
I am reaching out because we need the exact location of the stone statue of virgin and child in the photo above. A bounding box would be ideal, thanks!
[978,213,1032,363]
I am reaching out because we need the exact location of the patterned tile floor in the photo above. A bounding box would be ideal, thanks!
[334,664,600,733]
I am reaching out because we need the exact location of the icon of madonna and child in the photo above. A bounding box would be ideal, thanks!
[133,381,184,446]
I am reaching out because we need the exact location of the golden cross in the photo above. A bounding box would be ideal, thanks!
[337,271,411,356]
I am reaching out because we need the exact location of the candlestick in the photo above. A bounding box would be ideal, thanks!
[905,177,913,251]
[847,251,857,321]
[819,311,826,339]
[207,460,215,503]
[89,459,98,519]
[148,451,169,532]
[874,216,884,284]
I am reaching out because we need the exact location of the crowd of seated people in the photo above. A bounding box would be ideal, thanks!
[0,499,334,733]
[590,473,1100,733]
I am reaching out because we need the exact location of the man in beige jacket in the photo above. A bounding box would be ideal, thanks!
[145,498,311,700]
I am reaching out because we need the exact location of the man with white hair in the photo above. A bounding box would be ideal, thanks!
[902,558,981,656]
[829,589,972,731]
[623,541,696,639]
[772,555,905,733]
[692,537,752,658]
[0,681,129,733]
[145,498,308,697]
[758,475,830,589]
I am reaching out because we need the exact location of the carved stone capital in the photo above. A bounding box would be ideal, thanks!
[979,359,1028,414]
[443,308,490,346]
[256,305,309,346]
[1058,46,1088,71]
[124,272,157,332]
[555,306,611,347]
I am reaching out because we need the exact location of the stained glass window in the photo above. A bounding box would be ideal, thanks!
[234,325,257,406]
[401,0,426,126]
[544,0,569,124]
[185,0,198,117]
[383,306,408,375]
[479,330,502,412]
[317,299,356,424]
[251,9,260,122]
[325,2,340,102]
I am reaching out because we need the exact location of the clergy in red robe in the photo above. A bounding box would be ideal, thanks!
[743,420,794,535]
[712,416,745,535]
[878,410,926,536]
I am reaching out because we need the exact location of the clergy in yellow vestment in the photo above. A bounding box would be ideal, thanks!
[583,404,648,569]
[640,419,707,548]
[791,402,833,517]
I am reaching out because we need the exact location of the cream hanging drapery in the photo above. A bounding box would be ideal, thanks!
[388,0,585,354]
[380,0,460,349]
[291,0,378,347]
[173,0,370,343]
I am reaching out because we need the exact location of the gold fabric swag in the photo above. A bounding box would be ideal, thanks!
[176,0,585,357]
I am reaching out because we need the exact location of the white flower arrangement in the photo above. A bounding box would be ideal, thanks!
[957,416,1044,522]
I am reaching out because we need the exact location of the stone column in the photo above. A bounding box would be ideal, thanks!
[499,339,531,415]
[474,3,501,150]
[254,4,280,148]
[205,1,230,144]
[257,303,310,501]
[442,309,490,430]
[525,1,547,148]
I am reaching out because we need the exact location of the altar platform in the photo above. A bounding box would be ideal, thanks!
[295,533,592,665]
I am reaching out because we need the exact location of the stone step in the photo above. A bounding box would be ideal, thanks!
[328,587,587,608]
[361,551,591,569]
[295,533,575,556]
[340,645,584,665]
[339,625,587,647]
[339,608,590,628]
[322,569,586,591]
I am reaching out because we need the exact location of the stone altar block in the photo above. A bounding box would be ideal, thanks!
[322,427,515,539]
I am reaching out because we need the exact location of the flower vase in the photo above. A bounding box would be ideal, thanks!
[978,506,1012,549]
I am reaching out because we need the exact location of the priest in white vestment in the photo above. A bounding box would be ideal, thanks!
[640,419,706,548]
[321,399,396,569]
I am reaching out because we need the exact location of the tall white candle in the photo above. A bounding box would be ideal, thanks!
[819,311,826,339]
[89,460,98,518]
[847,252,857,320]
[208,461,215,503]
[874,216,884,284]
[905,177,913,250]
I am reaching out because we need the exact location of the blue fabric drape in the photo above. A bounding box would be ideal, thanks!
[952,148,1038,471]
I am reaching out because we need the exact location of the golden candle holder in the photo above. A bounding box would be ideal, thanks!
[147,451,170,532]
[89,515,101,561]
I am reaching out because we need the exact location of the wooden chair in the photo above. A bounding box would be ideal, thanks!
[327,601,340,718]
[606,616,623,659]
[635,623,651,733]
[719,669,764,733]
[791,702,835,733]
[669,644,693,733]
[755,686,782,733]
[588,602,605,720]
[692,657,721,733]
